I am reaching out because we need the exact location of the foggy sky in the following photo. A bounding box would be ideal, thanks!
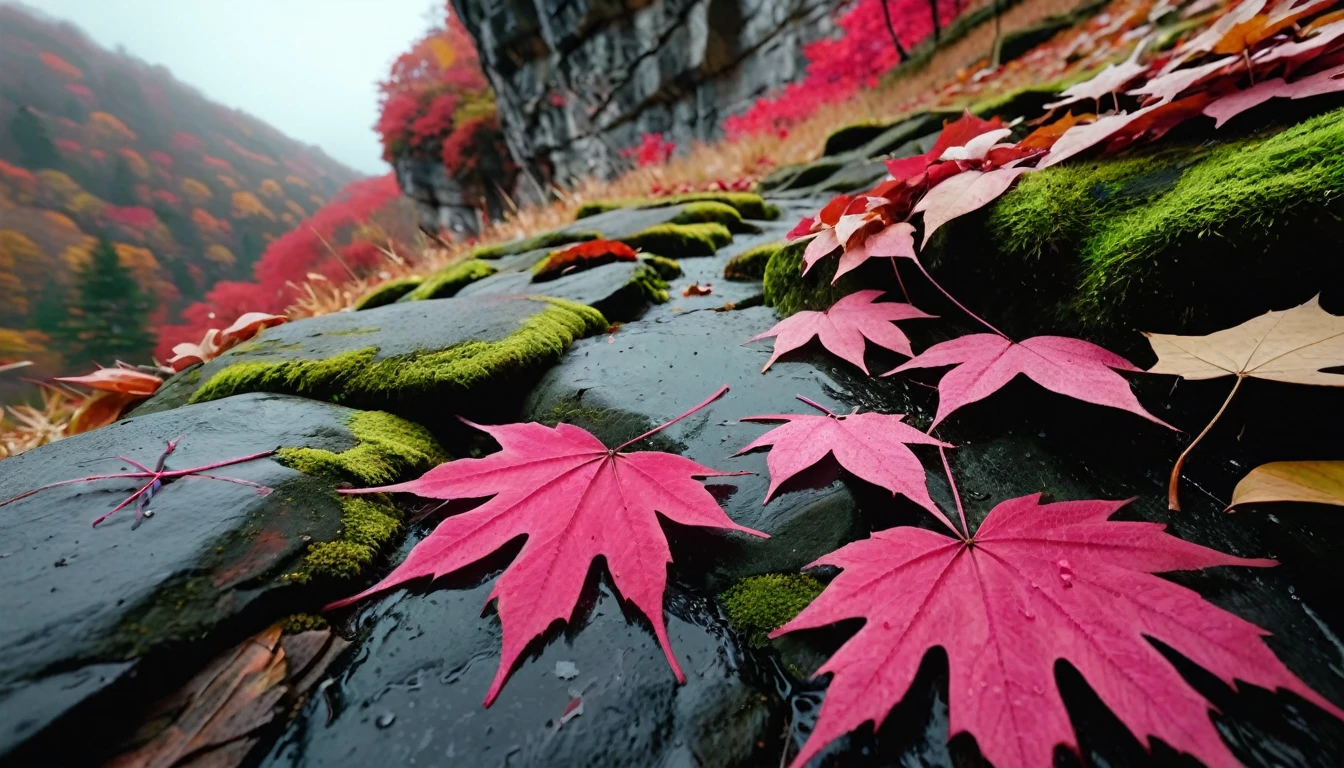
[31,0,443,175]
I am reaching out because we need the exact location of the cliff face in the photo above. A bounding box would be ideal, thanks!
[451,0,833,185]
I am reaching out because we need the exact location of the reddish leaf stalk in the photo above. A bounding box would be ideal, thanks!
[914,258,1008,339]
[794,394,838,417]
[614,384,731,452]
[889,258,911,303]
[1168,375,1244,511]
[938,444,970,539]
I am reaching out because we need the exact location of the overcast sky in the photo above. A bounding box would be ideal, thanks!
[31,0,443,175]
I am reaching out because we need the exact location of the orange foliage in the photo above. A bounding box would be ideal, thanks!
[216,174,238,190]
[63,83,93,99]
[258,179,284,199]
[534,240,638,281]
[89,111,137,143]
[284,175,309,189]
[180,177,212,204]
[224,139,278,167]
[230,191,273,220]
[41,211,78,233]
[117,148,150,177]
[203,155,235,172]
[204,244,235,267]
[39,51,83,79]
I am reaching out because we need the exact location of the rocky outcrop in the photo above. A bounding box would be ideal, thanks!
[451,0,835,184]
[393,154,483,238]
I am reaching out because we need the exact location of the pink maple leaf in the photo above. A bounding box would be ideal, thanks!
[737,395,951,513]
[887,333,1172,429]
[913,166,1032,246]
[1205,62,1344,126]
[746,290,934,374]
[330,387,766,706]
[774,493,1344,768]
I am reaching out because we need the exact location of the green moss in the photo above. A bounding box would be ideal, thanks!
[402,259,497,301]
[280,613,330,634]
[575,192,774,220]
[724,241,782,281]
[628,264,669,304]
[355,277,423,310]
[987,107,1344,325]
[670,200,757,233]
[277,410,445,486]
[191,298,608,408]
[761,239,863,316]
[622,222,732,257]
[720,574,825,647]
[293,495,405,582]
[639,253,682,279]
[471,230,601,259]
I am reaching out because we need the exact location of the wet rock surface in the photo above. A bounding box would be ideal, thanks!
[134,294,605,427]
[0,394,407,758]
[261,573,785,767]
[456,259,657,322]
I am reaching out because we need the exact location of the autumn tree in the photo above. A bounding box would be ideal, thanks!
[8,106,59,169]
[57,237,154,364]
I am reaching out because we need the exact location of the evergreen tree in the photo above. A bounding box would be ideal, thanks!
[59,238,155,365]
[7,106,58,169]
[107,156,137,205]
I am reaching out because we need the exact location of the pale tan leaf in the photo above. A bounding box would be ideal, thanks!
[1145,295,1344,386]
[1230,461,1344,508]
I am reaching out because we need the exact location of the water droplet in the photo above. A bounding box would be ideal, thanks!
[992,686,1001,694]
[1022,609,1035,620]
[1057,560,1074,588]
[979,680,988,688]
[1032,684,1044,695]
[375,712,396,729]
[1288,585,1296,595]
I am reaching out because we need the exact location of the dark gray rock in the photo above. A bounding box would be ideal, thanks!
[0,394,417,759]
[260,578,785,767]
[133,294,605,428]
[452,0,835,184]
[393,154,481,238]
[456,259,659,321]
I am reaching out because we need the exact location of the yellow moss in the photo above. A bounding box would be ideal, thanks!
[402,259,497,301]
[280,613,330,634]
[575,192,775,220]
[761,239,862,316]
[669,201,757,233]
[720,573,825,647]
[277,410,445,486]
[639,253,682,279]
[470,230,600,259]
[621,222,732,257]
[354,277,423,310]
[724,241,782,281]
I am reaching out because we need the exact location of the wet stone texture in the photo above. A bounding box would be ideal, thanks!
[456,259,655,322]
[0,394,411,760]
[261,571,785,767]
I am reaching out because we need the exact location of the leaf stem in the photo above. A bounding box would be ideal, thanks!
[889,257,911,303]
[1,472,155,508]
[914,258,1009,339]
[795,395,838,417]
[615,385,729,452]
[1168,375,1243,512]
[939,444,971,540]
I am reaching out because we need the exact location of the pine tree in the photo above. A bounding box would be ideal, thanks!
[59,239,155,365]
[7,106,59,169]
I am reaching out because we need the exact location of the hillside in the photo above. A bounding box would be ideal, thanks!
[0,2,361,378]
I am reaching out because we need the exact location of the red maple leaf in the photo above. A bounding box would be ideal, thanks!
[737,395,950,514]
[745,290,934,374]
[329,387,766,705]
[887,333,1172,429]
[774,493,1344,768]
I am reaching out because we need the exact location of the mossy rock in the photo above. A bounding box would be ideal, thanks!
[761,239,867,316]
[457,260,666,321]
[639,253,682,279]
[669,200,760,233]
[720,574,825,647]
[135,295,607,429]
[823,122,887,156]
[856,110,956,159]
[399,259,497,301]
[928,106,1344,340]
[0,393,440,755]
[820,158,892,193]
[575,192,775,221]
[470,230,600,260]
[724,241,782,281]
[621,222,733,258]
[354,276,423,310]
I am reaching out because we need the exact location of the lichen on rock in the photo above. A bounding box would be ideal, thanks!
[621,222,733,258]
[401,259,497,301]
[720,573,825,647]
[292,495,405,582]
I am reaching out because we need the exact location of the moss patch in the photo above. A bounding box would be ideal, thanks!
[355,277,423,310]
[277,409,445,486]
[575,192,775,221]
[669,200,757,233]
[402,259,497,301]
[724,242,782,281]
[280,613,330,634]
[761,239,864,316]
[191,298,608,409]
[985,107,1344,327]
[639,253,682,279]
[720,574,825,647]
[295,496,403,581]
[622,222,732,257]
[628,264,670,304]
[471,230,601,260]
